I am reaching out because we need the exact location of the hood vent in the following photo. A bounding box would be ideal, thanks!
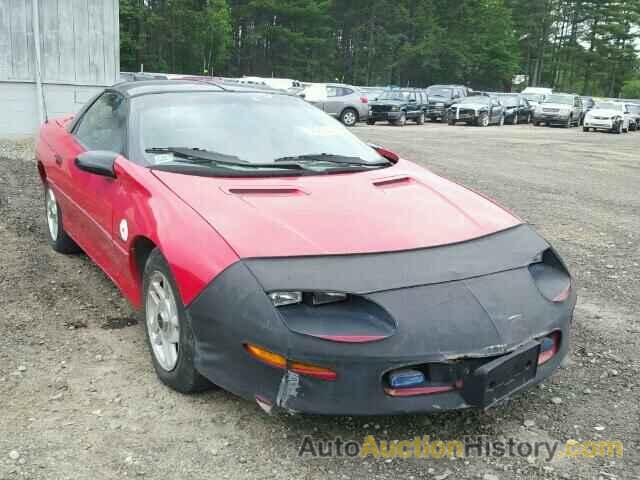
[372,176,415,189]
[222,186,308,196]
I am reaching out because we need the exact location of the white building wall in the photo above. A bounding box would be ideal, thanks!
[0,0,119,137]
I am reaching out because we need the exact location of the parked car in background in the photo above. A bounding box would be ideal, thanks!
[368,88,427,126]
[446,95,505,127]
[582,101,631,133]
[358,87,385,101]
[522,93,545,110]
[522,87,553,97]
[495,93,532,124]
[624,103,640,131]
[425,85,469,121]
[301,83,369,126]
[533,93,583,127]
[240,76,302,91]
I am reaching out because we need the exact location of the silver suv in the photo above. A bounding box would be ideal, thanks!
[533,93,583,127]
[300,83,369,126]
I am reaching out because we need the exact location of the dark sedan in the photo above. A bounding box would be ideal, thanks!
[495,94,532,124]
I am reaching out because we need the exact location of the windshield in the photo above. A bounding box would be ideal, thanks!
[132,92,385,167]
[379,91,411,101]
[457,96,490,105]
[426,87,453,98]
[543,94,573,105]
[594,102,623,111]
[524,94,543,103]
[627,104,640,114]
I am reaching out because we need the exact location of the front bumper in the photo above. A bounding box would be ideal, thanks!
[426,105,447,118]
[583,118,614,129]
[534,112,570,124]
[369,110,403,121]
[186,225,576,415]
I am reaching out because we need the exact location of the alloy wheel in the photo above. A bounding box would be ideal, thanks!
[146,271,180,371]
[46,188,59,241]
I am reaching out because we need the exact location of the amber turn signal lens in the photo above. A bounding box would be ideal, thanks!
[244,344,337,381]
[244,344,286,369]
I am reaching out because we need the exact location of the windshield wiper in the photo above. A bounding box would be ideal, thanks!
[274,153,390,167]
[145,147,306,170]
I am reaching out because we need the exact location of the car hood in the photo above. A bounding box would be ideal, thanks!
[540,103,571,109]
[152,160,521,258]
[450,103,489,111]
[428,96,453,104]
[588,109,621,117]
[370,100,406,106]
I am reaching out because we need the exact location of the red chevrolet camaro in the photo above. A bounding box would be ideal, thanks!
[36,80,575,415]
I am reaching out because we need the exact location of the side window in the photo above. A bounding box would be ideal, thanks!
[340,88,353,96]
[327,87,338,98]
[575,97,581,107]
[74,92,127,154]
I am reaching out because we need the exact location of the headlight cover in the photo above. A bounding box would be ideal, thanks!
[268,291,348,307]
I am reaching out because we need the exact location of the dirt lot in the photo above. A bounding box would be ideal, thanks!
[1,124,638,480]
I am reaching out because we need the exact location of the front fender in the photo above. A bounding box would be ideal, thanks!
[110,158,239,308]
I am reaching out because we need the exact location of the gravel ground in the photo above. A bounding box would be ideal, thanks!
[0,123,638,480]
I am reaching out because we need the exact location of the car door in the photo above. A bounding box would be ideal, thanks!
[489,98,500,123]
[573,96,583,122]
[66,91,128,274]
[323,86,344,117]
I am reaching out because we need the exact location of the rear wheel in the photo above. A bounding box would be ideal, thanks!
[366,119,376,125]
[340,108,358,127]
[583,126,589,132]
[45,185,80,254]
[416,112,425,125]
[143,249,213,393]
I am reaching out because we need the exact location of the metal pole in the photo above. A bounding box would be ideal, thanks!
[31,0,45,124]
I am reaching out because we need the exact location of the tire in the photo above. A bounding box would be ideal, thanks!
[499,115,505,126]
[394,112,406,127]
[142,249,213,393]
[512,113,518,125]
[416,112,425,125]
[44,185,80,254]
[565,116,572,128]
[477,112,489,127]
[340,108,358,127]
[366,119,376,125]
[534,121,542,126]
[583,127,589,132]
[526,113,532,124]
[610,121,622,134]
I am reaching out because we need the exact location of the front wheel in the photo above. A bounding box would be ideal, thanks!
[416,112,425,125]
[499,115,505,126]
[45,185,80,254]
[394,112,406,127]
[512,113,518,125]
[477,112,489,127]
[340,108,358,127]
[143,249,213,393]
[583,126,590,132]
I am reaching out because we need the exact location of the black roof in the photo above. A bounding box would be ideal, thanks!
[110,80,284,98]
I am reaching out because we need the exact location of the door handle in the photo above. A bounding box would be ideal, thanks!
[54,154,63,165]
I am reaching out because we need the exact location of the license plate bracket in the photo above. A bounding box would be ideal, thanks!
[462,341,539,408]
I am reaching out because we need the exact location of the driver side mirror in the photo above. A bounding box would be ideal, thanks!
[75,151,118,178]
